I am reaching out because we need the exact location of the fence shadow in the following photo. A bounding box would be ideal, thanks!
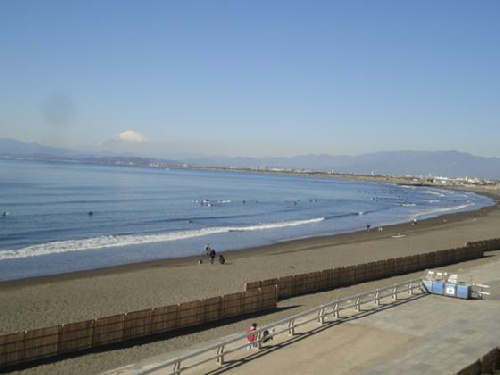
[204,293,427,375]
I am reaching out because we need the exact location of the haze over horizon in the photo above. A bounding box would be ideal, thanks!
[2,1,499,158]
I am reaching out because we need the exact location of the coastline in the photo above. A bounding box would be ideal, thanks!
[1,187,497,290]
[2,185,500,375]
[0,187,499,335]
[0,200,496,291]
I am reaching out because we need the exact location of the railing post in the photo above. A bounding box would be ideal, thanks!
[140,279,429,375]
[216,344,225,366]
[288,318,295,336]
[333,302,340,318]
[408,282,414,295]
[318,308,325,324]
[173,360,182,375]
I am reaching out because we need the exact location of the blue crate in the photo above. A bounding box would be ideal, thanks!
[443,283,457,297]
[431,281,444,294]
[422,280,432,293]
[456,284,471,299]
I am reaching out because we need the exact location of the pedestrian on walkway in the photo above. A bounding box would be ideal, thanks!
[246,323,257,350]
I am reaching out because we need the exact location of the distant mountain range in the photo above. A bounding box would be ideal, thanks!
[0,138,182,166]
[1,138,500,180]
[0,138,89,158]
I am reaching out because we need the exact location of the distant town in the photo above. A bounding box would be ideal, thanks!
[4,154,499,191]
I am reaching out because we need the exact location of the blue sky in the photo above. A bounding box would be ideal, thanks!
[1,1,499,157]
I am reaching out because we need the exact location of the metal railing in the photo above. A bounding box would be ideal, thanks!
[119,278,423,375]
[471,283,492,299]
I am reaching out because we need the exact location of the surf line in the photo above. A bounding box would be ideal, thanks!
[0,217,326,260]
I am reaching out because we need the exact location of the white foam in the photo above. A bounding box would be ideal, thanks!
[413,202,475,220]
[0,217,325,260]
[424,190,446,197]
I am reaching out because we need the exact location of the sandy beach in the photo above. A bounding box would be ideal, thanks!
[1,186,500,375]
[1,187,499,333]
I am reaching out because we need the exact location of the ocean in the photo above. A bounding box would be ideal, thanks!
[0,159,493,281]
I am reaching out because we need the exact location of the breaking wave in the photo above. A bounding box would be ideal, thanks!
[0,217,325,260]
[413,202,475,219]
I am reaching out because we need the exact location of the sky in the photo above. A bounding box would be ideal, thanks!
[1,1,500,158]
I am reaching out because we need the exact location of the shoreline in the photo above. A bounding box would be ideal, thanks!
[1,187,498,290]
[4,189,499,375]
[0,185,500,338]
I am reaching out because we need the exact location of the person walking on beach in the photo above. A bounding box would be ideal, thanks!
[246,323,257,349]
[209,248,216,264]
[204,243,211,256]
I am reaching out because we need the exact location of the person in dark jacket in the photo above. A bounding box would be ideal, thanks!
[209,249,216,264]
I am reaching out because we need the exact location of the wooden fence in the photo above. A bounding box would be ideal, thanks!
[2,237,499,369]
[0,285,277,368]
[117,279,423,375]
[245,238,500,299]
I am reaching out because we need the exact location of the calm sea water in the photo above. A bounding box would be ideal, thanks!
[0,159,493,281]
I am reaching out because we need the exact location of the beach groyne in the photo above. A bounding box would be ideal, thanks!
[245,239,500,299]
[0,286,278,368]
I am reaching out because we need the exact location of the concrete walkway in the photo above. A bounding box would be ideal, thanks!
[102,255,500,375]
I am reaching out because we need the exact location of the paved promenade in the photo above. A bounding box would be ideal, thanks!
[103,254,500,375]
